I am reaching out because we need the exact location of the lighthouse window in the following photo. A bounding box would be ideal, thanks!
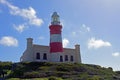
[70,56,74,61]
[60,56,63,62]
[65,55,68,61]
[36,53,40,59]
[43,53,47,60]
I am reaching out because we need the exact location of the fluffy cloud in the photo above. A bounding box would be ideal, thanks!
[88,37,111,49]
[0,36,18,47]
[0,0,43,32]
[82,24,90,32]
[72,31,77,36]
[112,52,120,57]
[13,24,27,33]
[63,38,69,48]
[71,24,91,37]
[38,36,45,40]
[10,6,43,26]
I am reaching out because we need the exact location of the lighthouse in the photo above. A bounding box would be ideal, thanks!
[21,12,81,63]
[49,12,63,62]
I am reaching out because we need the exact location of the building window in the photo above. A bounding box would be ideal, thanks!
[36,53,40,59]
[43,53,47,60]
[60,56,63,62]
[70,56,74,61]
[65,55,68,61]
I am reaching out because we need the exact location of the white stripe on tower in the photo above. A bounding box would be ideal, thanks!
[50,34,62,43]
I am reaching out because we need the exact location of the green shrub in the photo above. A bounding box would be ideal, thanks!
[38,66,49,71]
[6,78,20,80]
[23,71,47,78]
[48,76,57,80]
[6,62,116,79]
[0,62,12,69]
[87,75,101,80]
[56,65,72,72]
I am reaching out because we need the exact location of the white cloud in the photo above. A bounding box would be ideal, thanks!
[13,24,27,33]
[0,36,18,47]
[10,6,43,26]
[71,24,91,37]
[81,24,91,32]
[72,31,77,36]
[63,38,69,48]
[88,37,111,49]
[112,52,120,57]
[0,0,43,27]
[38,36,45,40]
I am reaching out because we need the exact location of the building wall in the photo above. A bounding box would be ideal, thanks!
[32,45,50,62]
[21,44,81,63]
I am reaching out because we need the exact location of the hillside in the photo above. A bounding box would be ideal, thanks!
[0,62,120,80]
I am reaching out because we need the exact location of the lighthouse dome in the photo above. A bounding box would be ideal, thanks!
[51,12,60,25]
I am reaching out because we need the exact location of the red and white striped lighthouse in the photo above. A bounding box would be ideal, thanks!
[49,12,63,53]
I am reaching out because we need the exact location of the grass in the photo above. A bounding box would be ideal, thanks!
[0,62,119,79]
[6,77,63,80]
[6,78,48,80]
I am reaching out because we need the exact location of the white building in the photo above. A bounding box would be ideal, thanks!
[20,12,81,63]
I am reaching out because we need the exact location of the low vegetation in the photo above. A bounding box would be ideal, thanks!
[0,61,120,80]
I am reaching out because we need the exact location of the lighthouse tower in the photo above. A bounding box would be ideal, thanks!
[49,12,63,62]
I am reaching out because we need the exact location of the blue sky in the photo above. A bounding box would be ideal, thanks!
[0,0,120,71]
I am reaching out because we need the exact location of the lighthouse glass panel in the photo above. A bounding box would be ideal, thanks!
[51,12,60,25]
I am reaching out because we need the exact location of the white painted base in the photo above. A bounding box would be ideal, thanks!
[50,52,63,62]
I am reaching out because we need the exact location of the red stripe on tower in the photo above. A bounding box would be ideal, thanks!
[49,25,62,34]
[49,12,63,53]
